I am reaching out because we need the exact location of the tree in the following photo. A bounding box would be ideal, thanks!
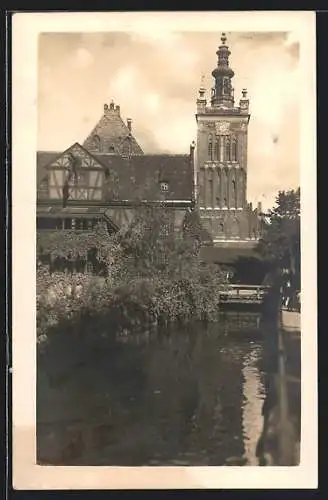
[257,188,300,283]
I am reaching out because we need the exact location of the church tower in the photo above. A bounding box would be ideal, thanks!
[195,33,257,241]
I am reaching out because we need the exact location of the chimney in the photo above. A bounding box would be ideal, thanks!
[127,118,132,132]
[257,201,262,214]
[115,105,120,114]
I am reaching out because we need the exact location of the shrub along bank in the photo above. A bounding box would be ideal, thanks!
[37,207,228,343]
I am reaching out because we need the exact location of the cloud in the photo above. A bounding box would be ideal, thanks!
[130,30,182,47]
[72,47,94,68]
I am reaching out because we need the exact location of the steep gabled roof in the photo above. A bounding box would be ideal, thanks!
[82,101,143,156]
[94,154,193,202]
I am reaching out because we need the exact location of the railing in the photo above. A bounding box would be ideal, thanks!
[219,284,270,304]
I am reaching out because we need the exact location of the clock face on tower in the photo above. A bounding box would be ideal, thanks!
[215,121,230,135]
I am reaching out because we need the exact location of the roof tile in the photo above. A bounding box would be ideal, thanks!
[95,154,193,202]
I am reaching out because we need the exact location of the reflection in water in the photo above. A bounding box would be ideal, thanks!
[241,345,265,465]
[37,313,266,466]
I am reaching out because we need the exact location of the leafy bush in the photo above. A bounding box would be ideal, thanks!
[37,207,228,341]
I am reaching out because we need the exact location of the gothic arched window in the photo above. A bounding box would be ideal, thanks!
[221,168,227,206]
[225,136,231,161]
[216,170,221,206]
[218,135,225,162]
[214,140,219,160]
[208,170,213,207]
[231,136,238,161]
[208,134,213,160]
[232,178,236,207]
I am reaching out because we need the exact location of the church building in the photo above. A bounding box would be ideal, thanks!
[194,33,263,253]
[36,33,264,265]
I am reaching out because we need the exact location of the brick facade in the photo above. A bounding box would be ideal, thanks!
[195,33,262,242]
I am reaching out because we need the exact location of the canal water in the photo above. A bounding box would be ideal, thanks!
[37,313,267,466]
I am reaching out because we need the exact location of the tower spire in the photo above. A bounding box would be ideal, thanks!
[211,32,235,108]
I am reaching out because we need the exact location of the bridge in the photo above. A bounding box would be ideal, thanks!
[219,284,270,306]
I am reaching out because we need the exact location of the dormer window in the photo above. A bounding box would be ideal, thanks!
[160,181,169,192]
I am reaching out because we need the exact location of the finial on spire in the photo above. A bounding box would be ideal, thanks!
[242,88,248,98]
[221,32,227,45]
[198,73,206,103]
[197,74,207,110]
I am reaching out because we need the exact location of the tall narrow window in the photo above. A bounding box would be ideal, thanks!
[232,179,236,207]
[231,136,238,161]
[208,134,213,160]
[217,136,221,162]
[216,170,221,206]
[208,178,213,207]
[214,140,218,160]
[225,136,231,161]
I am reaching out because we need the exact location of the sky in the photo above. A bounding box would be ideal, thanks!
[38,30,300,208]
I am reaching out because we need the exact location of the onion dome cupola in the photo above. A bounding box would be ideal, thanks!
[211,33,235,108]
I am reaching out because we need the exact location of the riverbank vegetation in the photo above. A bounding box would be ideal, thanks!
[37,206,228,343]
[257,188,300,288]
